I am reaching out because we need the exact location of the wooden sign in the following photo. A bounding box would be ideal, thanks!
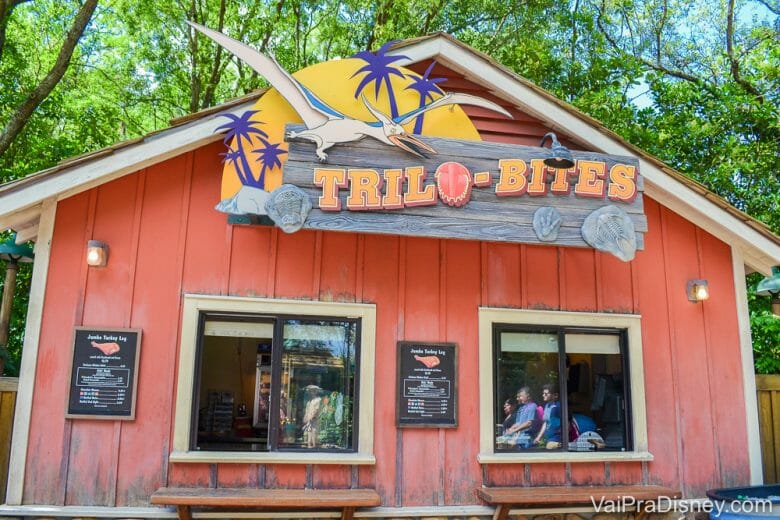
[396,342,457,428]
[66,327,142,420]
[283,126,647,257]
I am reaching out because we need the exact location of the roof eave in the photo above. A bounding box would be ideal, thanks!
[0,99,257,236]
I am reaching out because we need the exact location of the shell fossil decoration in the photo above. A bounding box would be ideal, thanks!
[265,185,312,233]
[581,205,637,262]
[533,206,563,242]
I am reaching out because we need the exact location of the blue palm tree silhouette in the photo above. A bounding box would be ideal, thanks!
[220,148,248,185]
[216,110,268,187]
[352,41,409,119]
[253,139,288,190]
[404,61,447,135]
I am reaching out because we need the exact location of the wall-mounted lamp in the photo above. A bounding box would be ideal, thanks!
[86,240,109,267]
[686,279,709,302]
[756,266,780,316]
[540,132,575,169]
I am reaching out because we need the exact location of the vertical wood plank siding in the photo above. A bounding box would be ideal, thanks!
[0,378,18,503]
[22,64,750,505]
[757,375,780,484]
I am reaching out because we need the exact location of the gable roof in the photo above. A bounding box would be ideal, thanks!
[1,34,777,273]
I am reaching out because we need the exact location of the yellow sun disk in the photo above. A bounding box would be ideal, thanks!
[220,59,482,200]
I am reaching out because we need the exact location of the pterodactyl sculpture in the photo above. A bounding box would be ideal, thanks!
[188,22,513,161]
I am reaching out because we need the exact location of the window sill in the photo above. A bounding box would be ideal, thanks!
[477,451,653,464]
[169,450,376,465]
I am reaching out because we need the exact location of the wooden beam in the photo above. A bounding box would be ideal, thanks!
[285,136,646,254]
[731,247,763,484]
[0,204,41,233]
[176,505,191,520]
[14,223,38,244]
[5,198,56,505]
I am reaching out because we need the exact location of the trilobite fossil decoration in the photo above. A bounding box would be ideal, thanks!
[265,185,312,233]
[581,205,637,261]
[533,206,563,242]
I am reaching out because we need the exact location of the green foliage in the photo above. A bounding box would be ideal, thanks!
[748,273,780,375]
[0,232,32,377]
[0,0,777,373]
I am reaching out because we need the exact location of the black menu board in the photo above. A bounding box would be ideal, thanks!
[396,341,457,428]
[66,327,142,420]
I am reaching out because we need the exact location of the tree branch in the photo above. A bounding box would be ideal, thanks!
[187,0,201,113]
[569,0,580,101]
[259,0,284,52]
[0,0,98,158]
[0,0,31,62]
[200,0,227,108]
[655,0,668,64]
[755,0,779,15]
[726,0,764,102]
[594,1,715,94]
[366,0,391,50]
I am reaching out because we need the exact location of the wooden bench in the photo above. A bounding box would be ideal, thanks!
[151,487,381,520]
[478,485,682,520]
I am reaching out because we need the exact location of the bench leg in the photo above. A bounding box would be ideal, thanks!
[176,505,192,520]
[342,506,355,520]
[492,505,510,520]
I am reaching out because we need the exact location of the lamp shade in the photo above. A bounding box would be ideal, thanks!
[0,233,34,263]
[756,266,780,297]
[540,132,575,170]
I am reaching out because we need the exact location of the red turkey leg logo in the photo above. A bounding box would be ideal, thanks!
[414,355,441,368]
[91,341,120,355]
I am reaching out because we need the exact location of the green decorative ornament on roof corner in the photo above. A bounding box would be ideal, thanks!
[756,266,780,297]
[0,233,34,264]
[756,266,780,317]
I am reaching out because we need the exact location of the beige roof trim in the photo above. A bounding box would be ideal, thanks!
[388,35,779,274]
[0,99,257,241]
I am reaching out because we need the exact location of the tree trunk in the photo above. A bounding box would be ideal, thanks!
[0,260,19,376]
[199,0,227,109]
[0,0,98,158]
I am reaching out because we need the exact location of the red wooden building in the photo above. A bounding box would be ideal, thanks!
[0,34,778,518]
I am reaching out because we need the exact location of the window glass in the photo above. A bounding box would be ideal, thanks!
[194,315,358,453]
[495,330,560,451]
[278,319,356,450]
[494,327,629,453]
[566,333,628,452]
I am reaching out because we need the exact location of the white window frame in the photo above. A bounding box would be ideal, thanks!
[477,307,652,463]
[171,294,376,465]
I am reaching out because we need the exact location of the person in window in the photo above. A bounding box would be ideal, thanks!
[503,387,540,449]
[501,398,517,433]
[495,398,518,446]
[302,385,322,448]
[534,383,562,448]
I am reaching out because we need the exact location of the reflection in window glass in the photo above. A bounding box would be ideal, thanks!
[495,331,560,451]
[566,333,627,452]
[278,320,356,451]
[194,315,358,453]
[493,326,630,453]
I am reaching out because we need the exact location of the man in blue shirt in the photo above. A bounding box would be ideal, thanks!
[504,386,539,449]
[534,383,562,447]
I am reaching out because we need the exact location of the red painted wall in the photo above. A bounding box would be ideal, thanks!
[21,68,750,505]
